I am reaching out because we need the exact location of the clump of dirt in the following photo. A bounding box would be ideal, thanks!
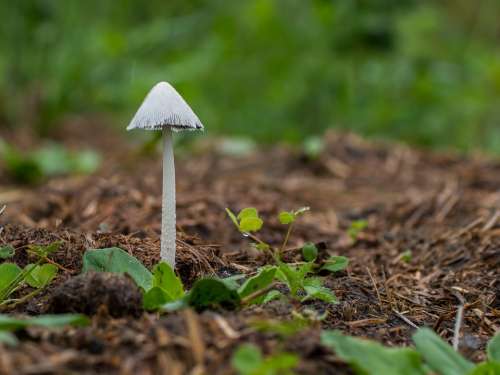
[49,272,143,318]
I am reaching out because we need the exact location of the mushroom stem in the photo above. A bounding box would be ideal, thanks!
[161,129,176,267]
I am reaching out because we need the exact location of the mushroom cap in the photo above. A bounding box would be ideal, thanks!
[127,81,204,132]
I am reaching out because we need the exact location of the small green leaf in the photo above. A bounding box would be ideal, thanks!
[303,276,322,288]
[238,267,277,304]
[43,241,62,255]
[220,274,246,290]
[0,314,89,331]
[239,217,263,232]
[237,208,259,220]
[0,263,22,293]
[468,362,500,375]
[152,262,184,299]
[321,256,349,273]
[301,243,318,262]
[0,331,18,347]
[24,263,58,288]
[277,261,313,297]
[487,333,500,362]
[0,246,15,259]
[278,211,295,225]
[262,290,282,304]
[143,262,185,311]
[322,330,427,375]
[143,286,174,311]
[413,328,474,375]
[188,278,241,311]
[28,241,62,258]
[232,344,263,375]
[303,285,338,304]
[82,247,153,291]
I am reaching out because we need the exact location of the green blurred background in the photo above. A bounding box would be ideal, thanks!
[1,0,499,152]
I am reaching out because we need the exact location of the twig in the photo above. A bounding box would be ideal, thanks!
[366,267,383,309]
[452,291,466,351]
[392,309,419,329]
[184,309,205,367]
[482,210,500,232]
[213,314,240,339]
[41,256,74,274]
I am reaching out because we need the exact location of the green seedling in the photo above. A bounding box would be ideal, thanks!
[347,219,368,242]
[0,242,62,308]
[232,344,299,375]
[226,207,348,305]
[321,329,500,375]
[226,206,310,258]
[321,256,349,273]
[27,241,70,273]
[81,247,266,312]
[275,260,342,304]
[143,262,185,310]
[82,239,347,312]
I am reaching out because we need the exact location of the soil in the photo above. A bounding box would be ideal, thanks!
[0,122,499,374]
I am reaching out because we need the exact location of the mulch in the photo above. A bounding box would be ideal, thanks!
[0,124,499,374]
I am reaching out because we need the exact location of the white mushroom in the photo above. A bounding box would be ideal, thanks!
[127,81,203,267]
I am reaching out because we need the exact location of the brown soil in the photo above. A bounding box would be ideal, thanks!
[0,123,499,374]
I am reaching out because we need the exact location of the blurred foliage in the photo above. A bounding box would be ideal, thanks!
[0,0,499,152]
[0,139,100,184]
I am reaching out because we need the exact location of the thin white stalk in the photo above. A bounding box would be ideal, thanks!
[161,129,176,267]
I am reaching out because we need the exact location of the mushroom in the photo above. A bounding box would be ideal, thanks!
[127,81,203,267]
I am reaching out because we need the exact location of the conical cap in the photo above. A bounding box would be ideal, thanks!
[127,81,203,131]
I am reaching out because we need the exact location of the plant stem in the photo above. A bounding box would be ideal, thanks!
[241,283,278,305]
[161,129,176,268]
[280,222,294,256]
[244,232,280,261]
[0,288,44,310]
[42,256,73,273]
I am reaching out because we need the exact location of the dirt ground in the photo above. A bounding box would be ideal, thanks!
[0,122,499,374]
